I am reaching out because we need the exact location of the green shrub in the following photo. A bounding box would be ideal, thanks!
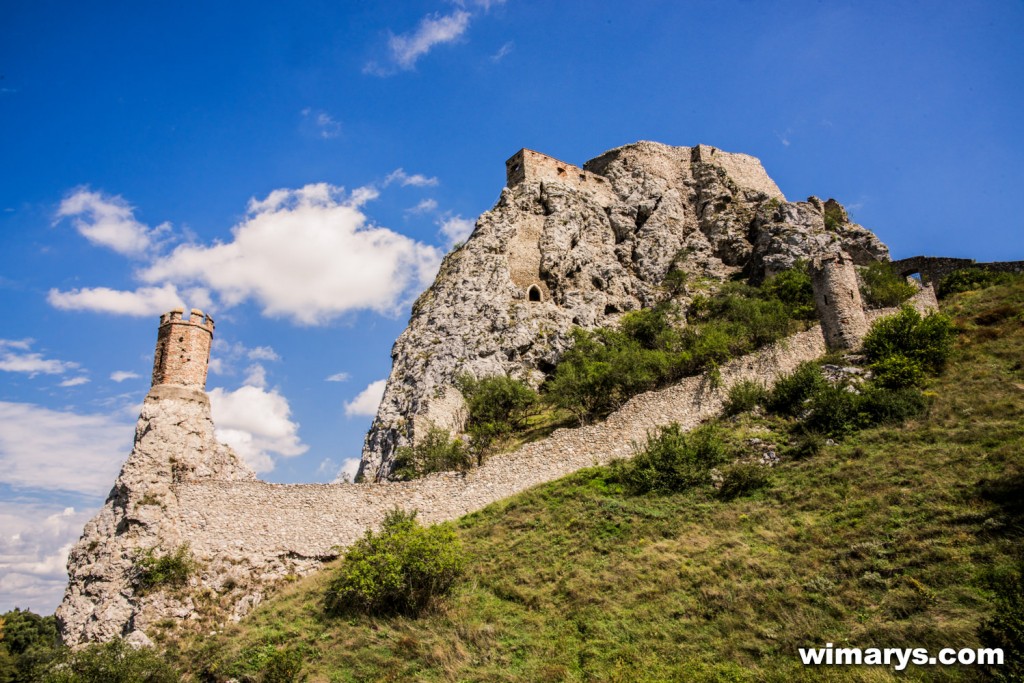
[939,268,1016,299]
[979,565,1024,682]
[457,374,539,454]
[39,639,178,683]
[766,362,827,416]
[135,544,195,593]
[325,509,465,617]
[862,307,955,375]
[761,262,816,320]
[870,353,924,389]
[544,328,668,423]
[611,424,726,494]
[803,384,927,436]
[787,431,825,459]
[859,261,917,308]
[259,647,307,683]
[618,304,681,351]
[716,461,770,500]
[723,380,767,416]
[391,427,472,479]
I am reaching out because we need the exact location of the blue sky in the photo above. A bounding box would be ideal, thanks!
[1,1,1022,613]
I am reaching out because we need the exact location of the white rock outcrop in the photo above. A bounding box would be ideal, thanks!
[359,141,889,480]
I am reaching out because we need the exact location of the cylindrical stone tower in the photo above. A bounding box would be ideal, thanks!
[811,252,869,351]
[150,308,215,389]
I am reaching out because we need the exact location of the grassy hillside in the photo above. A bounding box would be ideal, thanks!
[172,280,1023,682]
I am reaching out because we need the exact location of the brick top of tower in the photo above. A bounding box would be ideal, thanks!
[151,308,215,389]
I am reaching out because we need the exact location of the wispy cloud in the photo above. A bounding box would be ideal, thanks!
[407,198,439,215]
[385,168,440,188]
[366,10,471,75]
[325,372,351,382]
[491,41,514,62]
[110,371,141,383]
[247,346,279,362]
[58,377,89,387]
[0,340,78,377]
[55,188,169,257]
[301,108,342,139]
[0,401,131,495]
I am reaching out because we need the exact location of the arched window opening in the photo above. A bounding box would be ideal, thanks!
[528,285,542,302]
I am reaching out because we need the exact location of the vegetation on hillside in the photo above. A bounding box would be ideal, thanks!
[158,274,1023,682]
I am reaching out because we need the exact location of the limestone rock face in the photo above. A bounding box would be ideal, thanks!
[56,386,254,647]
[358,141,889,480]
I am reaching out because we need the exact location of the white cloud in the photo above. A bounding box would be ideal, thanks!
[325,372,350,382]
[58,377,89,387]
[0,502,97,613]
[140,184,441,325]
[407,198,438,214]
[0,402,130,495]
[208,385,308,474]
[366,10,470,75]
[0,340,78,376]
[47,283,187,317]
[247,346,279,361]
[344,379,386,417]
[110,370,141,383]
[56,188,167,257]
[439,215,475,245]
[385,168,440,188]
[334,457,362,483]
[491,41,514,61]
[242,363,268,389]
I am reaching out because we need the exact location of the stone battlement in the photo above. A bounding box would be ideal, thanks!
[505,148,611,191]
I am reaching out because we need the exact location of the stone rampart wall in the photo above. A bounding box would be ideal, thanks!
[172,288,936,565]
[890,256,1024,286]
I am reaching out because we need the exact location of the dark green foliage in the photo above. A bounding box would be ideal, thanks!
[0,609,61,683]
[38,639,177,683]
[803,384,927,436]
[823,202,844,231]
[135,544,195,593]
[786,431,824,459]
[543,328,668,423]
[325,509,465,617]
[546,273,809,424]
[716,461,770,500]
[257,647,306,683]
[979,565,1024,682]
[765,362,828,416]
[723,380,767,416]
[859,261,917,308]
[611,424,726,494]
[760,262,816,320]
[391,427,471,479]
[862,307,955,376]
[662,268,688,296]
[939,268,1017,299]
[869,353,925,389]
[456,374,540,454]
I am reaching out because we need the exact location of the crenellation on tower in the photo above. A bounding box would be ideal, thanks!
[151,307,215,389]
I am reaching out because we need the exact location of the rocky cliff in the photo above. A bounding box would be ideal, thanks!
[358,141,889,481]
[56,385,255,647]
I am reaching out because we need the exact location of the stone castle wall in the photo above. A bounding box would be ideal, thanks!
[151,308,214,389]
[890,256,1024,286]
[172,288,936,564]
[505,149,612,193]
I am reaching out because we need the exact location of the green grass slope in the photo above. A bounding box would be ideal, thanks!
[175,280,1024,682]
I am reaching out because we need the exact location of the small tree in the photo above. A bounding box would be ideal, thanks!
[611,424,726,494]
[859,261,916,308]
[134,544,196,593]
[325,509,465,617]
[457,374,539,455]
[391,427,471,479]
[39,639,178,683]
[862,307,954,376]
